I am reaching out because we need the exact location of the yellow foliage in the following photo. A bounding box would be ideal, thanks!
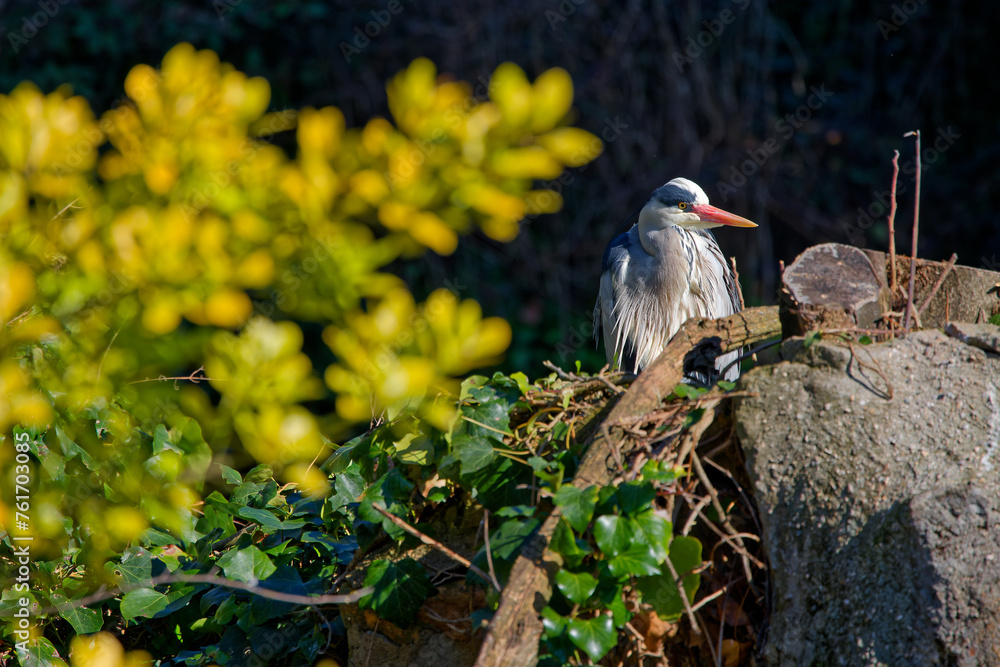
[0,44,602,563]
[70,632,153,667]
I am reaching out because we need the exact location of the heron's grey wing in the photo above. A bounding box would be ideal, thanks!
[597,231,639,372]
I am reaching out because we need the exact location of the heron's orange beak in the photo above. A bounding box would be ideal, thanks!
[691,204,757,228]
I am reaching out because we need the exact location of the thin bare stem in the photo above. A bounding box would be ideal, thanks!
[371,504,501,593]
[904,131,921,329]
[40,573,373,615]
[663,548,701,635]
[482,510,502,592]
[887,150,900,294]
[917,253,958,317]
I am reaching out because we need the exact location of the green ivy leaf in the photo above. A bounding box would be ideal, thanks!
[635,535,703,621]
[330,466,366,511]
[220,465,243,485]
[615,481,655,515]
[554,570,598,605]
[989,313,1000,326]
[453,434,497,475]
[108,546,153,585]
[509,371,531,396]
[554,484,598,533]
[540,605,567,638]
[483,518,540,560]
[245,463,274,483]
[359,558,437,628]
[634,511,672,562]
[549,518,591,569]
[640,460,683,485]
[567,615,616,662]
[457,400,511,439]
[120,587,169,621]
[394,433,434,465]
[216,545,277,583]
[460,375,490,400]
[804,330,822,348]
[57,600,103,635]
[359,469,415,540]
[13,637,69,667]
[607,543,661,577]
[238,506,284,529]
[593,515,631,557]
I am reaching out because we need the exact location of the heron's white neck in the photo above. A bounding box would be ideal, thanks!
[636,206,676,256]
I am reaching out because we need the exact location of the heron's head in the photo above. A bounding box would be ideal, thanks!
[642,177,757,230]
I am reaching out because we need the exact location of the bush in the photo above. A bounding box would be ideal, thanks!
[0,43,604,663]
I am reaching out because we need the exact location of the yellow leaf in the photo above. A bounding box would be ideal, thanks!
[378,200,417,231]
[0,262,34,321]
[480,216,520,242]
[410,212,458,255]
[349,169,391,207]
[489,63,533,127]
[235,249,275,287]
[104,506,148,545]
[531,67,574,133]
[525,189,564,215]
[71,632,125,667]
[142,293,182,335]
[204,289,251,328]
[539,127,603,167]
[298,107,345,159]
[492,147,563,179]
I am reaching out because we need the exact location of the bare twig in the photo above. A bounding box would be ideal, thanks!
[692,451,755,583]
[40,573,373,615]
[904,130,921,329]
[887,150,901,295]
[371,504,501,593]
[126,366,213,385]
[730,256,744,310]
[482,509,502,593]
[917,253,958,317]
[663,547,701,635]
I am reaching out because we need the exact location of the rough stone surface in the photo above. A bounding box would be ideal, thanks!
[735,328,1000,666]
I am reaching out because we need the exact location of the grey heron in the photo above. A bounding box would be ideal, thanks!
[594,177,757,382]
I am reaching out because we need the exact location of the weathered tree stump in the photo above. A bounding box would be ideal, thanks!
[779,243,889,337]
[864,250,1000,328]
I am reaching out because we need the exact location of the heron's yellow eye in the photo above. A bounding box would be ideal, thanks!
[678,202,688,210]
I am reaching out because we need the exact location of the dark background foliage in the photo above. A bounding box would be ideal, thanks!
[4,0,997,373]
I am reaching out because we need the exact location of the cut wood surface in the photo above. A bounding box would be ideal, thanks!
[780,243,888,337]
[473,306,781,667]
